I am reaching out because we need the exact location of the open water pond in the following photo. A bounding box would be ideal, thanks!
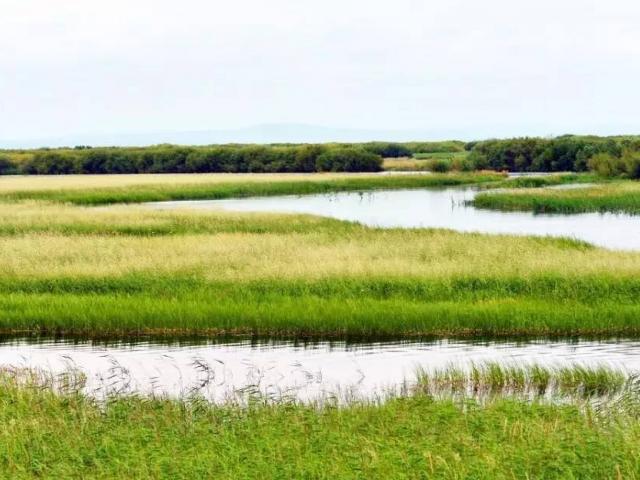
[2,337,640,403]
[147,187,640,250]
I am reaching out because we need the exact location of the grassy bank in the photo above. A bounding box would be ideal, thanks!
[0,171,501,205]
[0,200,639,337]
[474,180,640,214]
[1,370,640,479]
[0,173,637,338]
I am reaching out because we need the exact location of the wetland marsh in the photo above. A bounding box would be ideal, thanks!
[1,170,640,478]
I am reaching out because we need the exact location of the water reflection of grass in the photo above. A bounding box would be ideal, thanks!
[2,366,640,478]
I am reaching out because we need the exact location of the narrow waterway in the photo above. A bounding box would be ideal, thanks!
[2,337,639,403]
[147,187,640,250]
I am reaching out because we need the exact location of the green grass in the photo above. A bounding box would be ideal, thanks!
[2,372,640,479]
[484,173,595,189]
[2,275,640,338]
[412,151,468,161]
[0,172,501,205]
[474,180,640,214]
[0,171,639,477]
[0,172,638,338]
[0,197,638,337]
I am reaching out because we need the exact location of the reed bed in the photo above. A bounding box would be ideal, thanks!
[0,172,387,192]
[0,172,637,337]
[416,363,628,399]
[474,180,640,214]
[0,172,501,205]
[0,197,639,336]
[1,367,640,478]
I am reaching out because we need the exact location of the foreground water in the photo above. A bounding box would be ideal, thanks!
[147,187,640,250]
[2,337,639,403]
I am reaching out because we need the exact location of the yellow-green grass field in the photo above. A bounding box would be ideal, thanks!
[0,171,501,204]
[0,171,638,338]
[382,157,430,171]
[2,171,640,479]
[383,151,470,172]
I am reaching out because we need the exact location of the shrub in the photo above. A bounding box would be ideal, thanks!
[467,151,489,170]
[315,148,382,172]
[10,138,638,175]
[407,141,465,154]
[424,158,451,173]
[16,145,379,174]
[622,150,640,180]
[468,136,627,172]
[588,153,627,177]
[0,155,18,175]
[363,142,412,158]
[450,156,474,172]
[293,145,327,172]
[22,152,79,175]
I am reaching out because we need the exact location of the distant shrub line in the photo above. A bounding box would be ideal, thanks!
[0,145,386,175]
[0,141,469,175]
[465,135,640,174]
[2,136,639,175]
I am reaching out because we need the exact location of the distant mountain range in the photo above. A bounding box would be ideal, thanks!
[0,124,473,149]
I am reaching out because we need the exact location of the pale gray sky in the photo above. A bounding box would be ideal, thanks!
[1,0,639,145]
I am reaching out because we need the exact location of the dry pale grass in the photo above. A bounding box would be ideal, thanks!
[0,187,639,283]
[0,172,385,193]
[1,227,639,281]
[0,201,165,228]
[489,182,640,199]
[0,201,346,235]
[0,199,639,282]
[382,158,428,171]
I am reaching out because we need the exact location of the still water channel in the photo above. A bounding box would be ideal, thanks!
[2,337,640,403]
[147,186,640,250]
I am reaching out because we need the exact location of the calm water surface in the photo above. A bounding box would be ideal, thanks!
[3,337,640,403]
[49,184,640,402]
[148,187,640,250]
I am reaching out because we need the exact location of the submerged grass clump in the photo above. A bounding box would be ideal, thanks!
[416,363,628,399]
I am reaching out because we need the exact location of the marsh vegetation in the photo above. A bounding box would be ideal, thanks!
[2,364,640,478]
[0,176,639,337]
[0,171,501,204]
[474,180,640,214]
[0,166,639,477]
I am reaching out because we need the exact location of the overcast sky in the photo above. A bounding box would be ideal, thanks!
[1,0,639,145]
